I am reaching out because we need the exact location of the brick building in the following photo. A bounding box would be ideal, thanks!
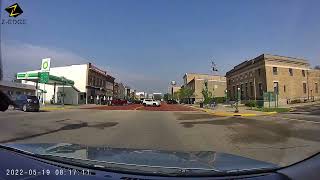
[226,54,320,106]
[183,73,226,103]
[113,82,125,99]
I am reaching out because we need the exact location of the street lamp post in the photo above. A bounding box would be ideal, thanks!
[225,89,228,103]
[235,87,240,113]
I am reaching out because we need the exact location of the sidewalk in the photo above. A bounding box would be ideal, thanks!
[40,104,81,111]
[40,104,118,111]
[185,104,277,117]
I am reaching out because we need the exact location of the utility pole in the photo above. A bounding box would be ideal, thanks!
[211,58,218,101]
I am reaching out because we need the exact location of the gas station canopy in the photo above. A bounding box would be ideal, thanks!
[16,72,74,86]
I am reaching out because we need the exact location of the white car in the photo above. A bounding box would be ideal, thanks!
[142,99,161,107]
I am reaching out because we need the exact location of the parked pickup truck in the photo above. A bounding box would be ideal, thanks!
[142,99,161,107]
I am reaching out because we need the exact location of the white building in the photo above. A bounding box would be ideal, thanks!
[135,91,146,99]
[19,63,115,105]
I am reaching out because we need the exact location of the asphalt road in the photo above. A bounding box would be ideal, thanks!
[1,104,320,167]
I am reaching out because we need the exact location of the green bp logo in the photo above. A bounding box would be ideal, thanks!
[43,62,49,69]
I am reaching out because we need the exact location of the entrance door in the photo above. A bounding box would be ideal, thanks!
[273,82,279,95]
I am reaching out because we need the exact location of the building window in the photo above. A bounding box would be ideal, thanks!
[258,83,263,96]
[228,79,231,85]
[250,82,253,96]
[240,84,244,100]
[303,83,307,94]
[232,86,235,99]
[245,83,248,99]
[273,67,278,75]
[258,69,261,76]
[284,85,286,93]
[316,83,318,93]
[302,70,306,77]
[289,68,293,76]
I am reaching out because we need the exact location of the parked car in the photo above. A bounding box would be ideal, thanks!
[167,99,178,104]
[111,99,127,106]
[142,99,161,107]
[14,95,39,112]
[132,99,142,104]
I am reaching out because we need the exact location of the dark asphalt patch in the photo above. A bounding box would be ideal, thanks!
[0,122,118,143]
[180,118,320,144]
[89,122,118,129]
[181,118,243,127]
[174,113,221,120]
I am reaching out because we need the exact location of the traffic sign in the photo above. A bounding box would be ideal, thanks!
[41,58,51,72]
[39,72,49,83]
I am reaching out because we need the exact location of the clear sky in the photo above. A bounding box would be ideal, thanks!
[1,0,320,93]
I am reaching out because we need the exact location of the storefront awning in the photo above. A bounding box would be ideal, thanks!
[17,72,74,86]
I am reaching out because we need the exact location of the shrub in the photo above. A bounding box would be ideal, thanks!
[245,100,257,108]
[215,97,225,103]
[291,99,301,104]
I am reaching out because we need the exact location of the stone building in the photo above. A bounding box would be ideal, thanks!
[226,54,320,106]
[183,73,227,103]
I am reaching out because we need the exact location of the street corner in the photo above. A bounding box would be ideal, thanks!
[136,103,199,111]
[187,106,279,117]
[210,111,278,117]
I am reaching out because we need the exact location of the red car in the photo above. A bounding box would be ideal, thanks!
[111,99,127,106]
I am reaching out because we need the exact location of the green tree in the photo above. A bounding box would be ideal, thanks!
[184,87,194,104]
[201,81,214,104]
[163,93,171,101]
[173,91,179,101]
[178,88,186,100]
[178,87,193,104]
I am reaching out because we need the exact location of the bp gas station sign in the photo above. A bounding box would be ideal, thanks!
[39,72,49,83]
[39,58,50,83]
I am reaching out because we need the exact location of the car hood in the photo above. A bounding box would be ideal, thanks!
[2,143,278,174]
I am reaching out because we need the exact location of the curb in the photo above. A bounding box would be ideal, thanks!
[40,106,77,111]
[185,105,278,117]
